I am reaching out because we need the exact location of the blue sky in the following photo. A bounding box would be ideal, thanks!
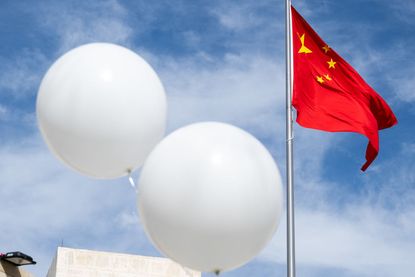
[0,0,414,276]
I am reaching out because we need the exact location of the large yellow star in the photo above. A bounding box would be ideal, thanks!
[327,58,336,69]
[322,45,330,53]
[298,33,313,54]
[316,76,325,84]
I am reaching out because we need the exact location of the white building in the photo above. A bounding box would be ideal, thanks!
[46,247,200,277]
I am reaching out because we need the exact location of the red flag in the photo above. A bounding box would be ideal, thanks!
[291,6,397,171]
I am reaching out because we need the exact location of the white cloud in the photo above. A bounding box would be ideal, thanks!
[297,207,414,276]
[402,143,415,154]
[0,137,154,276]
[0,1,133,100]
[0,0,136,116]
[376,0,415,26]
[259,141,415,277]
[260,191,415,276]
[182,31,202,48]
[157,53,285,137]
[388,68,415,103]
[37,0,133,54]
[116,210,140,230]
[0,104,8,120]
[208,0,283,54]
[0,49,49,98]
[212,5,262,31]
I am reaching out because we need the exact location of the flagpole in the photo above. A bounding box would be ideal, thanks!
[285,1,296,277]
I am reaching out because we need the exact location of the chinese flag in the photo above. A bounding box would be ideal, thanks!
[291,6,397,171]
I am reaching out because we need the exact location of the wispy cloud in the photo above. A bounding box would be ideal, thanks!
[211,2,271,31]
[261,191,415,277]
[0,104,9,121]
[0,0,134,100]
[388,66,415,103]
[0,137,156,275]
[159,53,285,135]
[377,0,415,26]
[0,49,49,99]
[37,0,133,54]
[259,138,415,277]
[208,0,283,55]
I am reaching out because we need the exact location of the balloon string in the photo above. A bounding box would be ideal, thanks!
[127,170,139,194]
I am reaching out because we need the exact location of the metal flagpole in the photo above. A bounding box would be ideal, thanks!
[285,0,296,277]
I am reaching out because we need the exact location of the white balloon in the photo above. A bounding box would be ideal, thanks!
[138,122,283,273]
[37,43,167,179]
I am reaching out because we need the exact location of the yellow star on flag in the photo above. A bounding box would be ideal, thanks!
[298,33,313,54]
[327,58,336,69]
[316,76,325,84]
[322,45,330,53]
[324,74,332,81]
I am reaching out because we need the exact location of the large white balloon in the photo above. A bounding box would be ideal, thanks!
[138,122,283,273]
[37,43,167,179]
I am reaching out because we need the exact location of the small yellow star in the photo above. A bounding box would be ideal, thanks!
[327,58,336,69]
[322,45,330,53]
[316,76,325,84]
[324,74,332,81]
